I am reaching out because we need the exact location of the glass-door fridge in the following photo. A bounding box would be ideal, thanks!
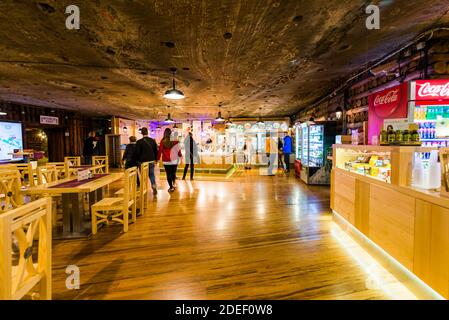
[300,121,337,185]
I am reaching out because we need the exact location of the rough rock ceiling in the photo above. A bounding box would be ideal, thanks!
[0,0,448,120]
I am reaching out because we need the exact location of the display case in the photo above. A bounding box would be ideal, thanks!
[333,145,439,188]
[334,146,392,184]
[331,145,449,299]
[299,121,337,185]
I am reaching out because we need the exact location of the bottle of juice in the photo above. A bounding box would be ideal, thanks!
[403,130,411,144]
[380,130,387,145]
[388,129,395,144]
[395,130,403,143]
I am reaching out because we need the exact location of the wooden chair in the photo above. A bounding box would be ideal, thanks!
[45,162,65,179]
[36,165,58,185]
[0,197,52,300]
[64,156,81,167]
[91,167,137,234]
[0,170,23,213]
[92,156,109,174]
[36,165,60,227]
[64,160,79,179]
[114,162,149,214]
[137,162,149,214]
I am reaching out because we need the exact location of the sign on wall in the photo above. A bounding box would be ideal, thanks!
[40,115,59,125]
[410,79,449,103]
[368,83,408,144]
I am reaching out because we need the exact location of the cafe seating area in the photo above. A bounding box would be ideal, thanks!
[0,155,148,299]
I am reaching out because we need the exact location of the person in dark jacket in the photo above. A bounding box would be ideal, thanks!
[283,133,293,173]
[83,131,96,165]
[182,132,198,180]
[132,127,158,195]
[122,136,137,169]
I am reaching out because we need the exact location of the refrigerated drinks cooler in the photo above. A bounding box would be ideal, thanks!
[297,121,337,185]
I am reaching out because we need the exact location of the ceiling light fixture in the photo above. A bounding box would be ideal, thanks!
[0,111,7,116]
[215,105,225,122]
[226,111,232,124]
[335,107,343,120]
[163,68,185,100]
[257,107,264,125]
[165,106,175,123]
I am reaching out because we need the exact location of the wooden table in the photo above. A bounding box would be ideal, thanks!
[23,173,123,239]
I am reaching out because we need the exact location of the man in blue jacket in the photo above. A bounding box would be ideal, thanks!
[283,133,293,173]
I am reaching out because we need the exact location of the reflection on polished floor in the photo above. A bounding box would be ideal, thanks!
[52,170,414,300]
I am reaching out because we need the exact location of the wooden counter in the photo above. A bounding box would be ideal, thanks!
[331,145,449,298]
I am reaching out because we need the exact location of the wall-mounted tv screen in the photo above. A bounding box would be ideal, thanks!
[0,121,23,162]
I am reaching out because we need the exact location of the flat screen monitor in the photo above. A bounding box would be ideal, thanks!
[0,121,23,162]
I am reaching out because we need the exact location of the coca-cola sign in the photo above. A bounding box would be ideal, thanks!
[368,83,408,144]
[374,88,399,106]
[414,80,449,100]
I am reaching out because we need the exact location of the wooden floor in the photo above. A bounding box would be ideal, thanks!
[52,169,398,300]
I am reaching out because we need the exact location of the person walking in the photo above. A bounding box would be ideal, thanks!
[158,128,182,193]
[283,133,293,173]
[277,137,285,171]
[132,127,158,195]
[243,140,252,170]
[122,136,137,169]
[182,132,197,180]
[83,131,96,165]
[265,133,275,176]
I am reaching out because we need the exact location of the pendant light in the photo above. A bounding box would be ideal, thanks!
[257,107,264,125]
[215,105,225,122]
[163,68,185,100]
[335,107,343,120]
[173,122,178,129]
[165,106,175,123]
[156,121,161,129]
[225,111,232,124]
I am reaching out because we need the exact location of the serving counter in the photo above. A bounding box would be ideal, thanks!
[331,145,449,298]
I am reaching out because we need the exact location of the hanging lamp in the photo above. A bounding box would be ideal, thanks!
[165,106,175,123]
[163,68,185,100]
[225,111,232,124]
[215,105,225,122]
[257,107,264,125]
[335,107,343,120]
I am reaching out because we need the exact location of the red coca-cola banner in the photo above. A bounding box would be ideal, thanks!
[368,83,408,144]
[411,79,449,101]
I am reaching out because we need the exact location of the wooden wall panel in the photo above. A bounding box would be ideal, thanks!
[355,180,370,235]
[428,205,449,298]
[369,184,415,270]
[413,200,433,284]
[333,170,356,224]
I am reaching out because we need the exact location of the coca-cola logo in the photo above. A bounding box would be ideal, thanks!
[417,82,449,98]
[374,89,399,106]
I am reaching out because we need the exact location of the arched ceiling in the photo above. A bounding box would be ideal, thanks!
[0,0,448,120]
